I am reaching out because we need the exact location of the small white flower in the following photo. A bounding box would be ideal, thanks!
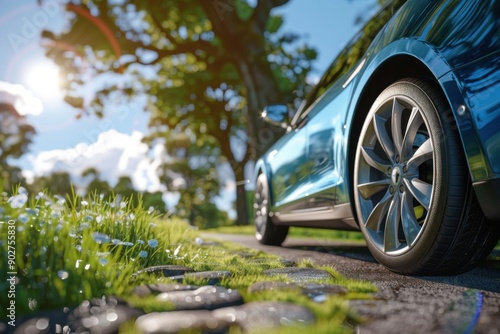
[58,270,69,280]
[8,193,28,209]
[18,213,29,223]
[92,232,110,243]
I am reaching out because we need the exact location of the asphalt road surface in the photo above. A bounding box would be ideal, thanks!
[205,233,500,334]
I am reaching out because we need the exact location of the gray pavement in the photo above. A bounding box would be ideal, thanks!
[205,233,500,334]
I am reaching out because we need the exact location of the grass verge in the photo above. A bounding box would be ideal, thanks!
[205,224,365,242]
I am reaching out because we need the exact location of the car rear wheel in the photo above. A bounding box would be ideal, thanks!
[354,78,500,275]
[254,173,289,245]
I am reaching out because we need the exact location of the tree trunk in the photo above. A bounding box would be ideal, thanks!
[237,59,286,159]
[202,0,287,159]
[234,164,249,225]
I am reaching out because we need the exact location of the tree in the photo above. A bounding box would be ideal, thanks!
[83,168,113,199]
[29,172,72,196]
[156,131,225,228]
[0,102,36,191]
[142,191,167,213]
[82,168,167,213]
[41,0,317,224]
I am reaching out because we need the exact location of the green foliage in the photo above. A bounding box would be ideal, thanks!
[155,131,231,228]
[42,0,318,224]
[28,172,73,196]
[0,103,35,164]
[266,15,284,33]
[0,103,36,190]
[235,0,254,20]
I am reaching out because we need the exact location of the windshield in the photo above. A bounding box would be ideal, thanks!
[302,0,407,112]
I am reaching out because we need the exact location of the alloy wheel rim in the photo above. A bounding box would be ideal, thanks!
[254,178,268,237]
[356,96,435,255]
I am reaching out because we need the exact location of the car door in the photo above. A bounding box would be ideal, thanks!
[268,115,310,212]
[304,76,354,209]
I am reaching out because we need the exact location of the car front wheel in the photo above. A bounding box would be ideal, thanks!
[354,78,500,275]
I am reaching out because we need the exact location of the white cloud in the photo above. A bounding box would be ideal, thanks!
[26,129,167,193]
[0,81,43,116]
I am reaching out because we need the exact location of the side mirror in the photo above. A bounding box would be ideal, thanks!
[261,104,290,128]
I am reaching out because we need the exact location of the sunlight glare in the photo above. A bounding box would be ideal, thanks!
[23,60,62,102]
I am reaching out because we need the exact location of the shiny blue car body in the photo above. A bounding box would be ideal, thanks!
[254,0,500,229]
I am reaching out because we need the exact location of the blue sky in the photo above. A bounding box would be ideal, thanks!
[0,0,377,212]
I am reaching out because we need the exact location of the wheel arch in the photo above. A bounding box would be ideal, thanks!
[253,159,274,206]
[346,45,454,222]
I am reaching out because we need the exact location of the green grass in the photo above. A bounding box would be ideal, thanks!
[206,224,365,242]
[1,187,376,332]
[0,188,206,317]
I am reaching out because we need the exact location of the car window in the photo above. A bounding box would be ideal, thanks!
[299,0,407,118]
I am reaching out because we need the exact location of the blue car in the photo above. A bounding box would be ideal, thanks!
[253,0,500,275]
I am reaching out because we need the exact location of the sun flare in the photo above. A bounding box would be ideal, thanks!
[23,60,62,102]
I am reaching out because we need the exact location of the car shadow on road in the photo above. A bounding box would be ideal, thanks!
[285,240,500,293]
[285,242,378,263]
[419,249,500,293]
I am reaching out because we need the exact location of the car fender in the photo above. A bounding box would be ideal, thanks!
[348,37,492,183]
[252,158,273,204]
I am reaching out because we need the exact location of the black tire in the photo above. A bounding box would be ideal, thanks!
[254,173,289,245]
[353,78,500,275]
